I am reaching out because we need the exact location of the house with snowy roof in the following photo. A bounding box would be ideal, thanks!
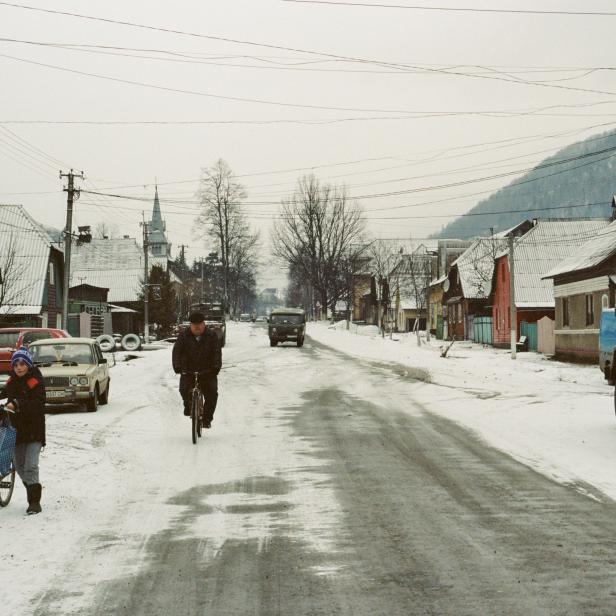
[543,211,616,363]
[441,222,531,341]
[69,188,182,333]
[389,244,437,332]
[490,218,610,351]
[0,204,65,328]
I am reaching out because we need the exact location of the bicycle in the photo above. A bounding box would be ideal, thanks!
[0,407,16,507]
[187,371,207,445]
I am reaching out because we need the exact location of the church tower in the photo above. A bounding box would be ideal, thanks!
[148,186,171,258]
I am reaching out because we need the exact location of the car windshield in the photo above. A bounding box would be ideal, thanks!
[32,343,93,364]
[270,314,303,325]
[0,332,19,347]
[22,332,54,345]
[205,316,223,323]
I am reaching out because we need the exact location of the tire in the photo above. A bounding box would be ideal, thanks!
[96,334,116,353]
[86,386,99,412]
[0,461,15,507]
[99,380,110,405]
[270,339,277,347]
[297,336,304,348]
[191,391,200,444]
[121,333,141,352]
[221,334,226,348]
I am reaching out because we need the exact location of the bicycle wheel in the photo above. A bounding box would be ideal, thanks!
[0,462,16,507]
[191,391,199,445]
[196,394,203,439]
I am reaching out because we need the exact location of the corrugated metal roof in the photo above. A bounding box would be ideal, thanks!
[543,219,616,279]
[71,238,144,303]
[453,237,508,300]
[0,204,51,314]
[506,219,610,306]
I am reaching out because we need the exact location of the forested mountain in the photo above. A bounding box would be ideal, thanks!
[435,129,616,239]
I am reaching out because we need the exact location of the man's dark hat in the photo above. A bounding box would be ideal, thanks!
[188,311,205,324]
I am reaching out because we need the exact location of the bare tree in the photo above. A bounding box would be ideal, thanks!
[93,222,119,239]
[466,235,506,298]
[367,240,405,336]
[390,246,434,345]
[0,232,34,319]
[272,175,365,320]
[196,159,259,313]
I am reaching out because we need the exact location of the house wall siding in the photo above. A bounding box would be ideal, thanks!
[492,256,511,346]
[554,289,608,363]
[492,255,554,348]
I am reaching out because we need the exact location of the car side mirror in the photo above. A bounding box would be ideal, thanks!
[99,358,107,364]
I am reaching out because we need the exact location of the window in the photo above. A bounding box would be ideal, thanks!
[56,314,62,329]
[602,294,609,310]
[586,294,595,327]
[562,298,570,327]
[48,262,54,285]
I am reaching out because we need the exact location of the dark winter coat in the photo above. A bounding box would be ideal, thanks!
[5,366,46,446]
[172,328,222,376]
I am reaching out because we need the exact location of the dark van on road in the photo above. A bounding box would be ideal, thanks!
[268,308,306,347]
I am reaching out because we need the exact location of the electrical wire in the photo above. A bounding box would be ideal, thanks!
[281,1,616,17]
[2,2,616,98]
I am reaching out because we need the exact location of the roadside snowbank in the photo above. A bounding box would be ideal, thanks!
[308,321,616,502]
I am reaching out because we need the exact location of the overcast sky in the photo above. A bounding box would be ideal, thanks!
[2,0,616,288]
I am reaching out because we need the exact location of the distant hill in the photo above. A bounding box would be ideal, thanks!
[434,129,616,239]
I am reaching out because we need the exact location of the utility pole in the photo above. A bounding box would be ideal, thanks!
[509,233,516,360]
[141,213,150,344]
[60,169,84,330]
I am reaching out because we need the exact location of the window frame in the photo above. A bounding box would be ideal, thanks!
[585,294,595,327]
[562,297,570,328]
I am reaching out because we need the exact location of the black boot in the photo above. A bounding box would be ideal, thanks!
[26,483,42,515]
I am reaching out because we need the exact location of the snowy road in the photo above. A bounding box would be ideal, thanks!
[6,322,616,614]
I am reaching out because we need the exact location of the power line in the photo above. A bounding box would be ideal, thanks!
[281,0,616,17]
[3,2,616,98]
[1,36,614,81]
[0,53,420,115]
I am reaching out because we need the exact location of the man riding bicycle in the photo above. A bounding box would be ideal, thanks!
[172,311,222,428]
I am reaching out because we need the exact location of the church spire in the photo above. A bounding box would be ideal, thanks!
[152,184,163,230]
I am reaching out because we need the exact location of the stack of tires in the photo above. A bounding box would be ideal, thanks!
[96,333,142,352]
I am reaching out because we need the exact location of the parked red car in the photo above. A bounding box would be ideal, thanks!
[0,327,70,392]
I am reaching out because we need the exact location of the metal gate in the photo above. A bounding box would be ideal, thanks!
[520,321,538,351]
[473,316,493,345]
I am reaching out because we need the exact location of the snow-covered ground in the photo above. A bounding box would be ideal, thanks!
[2,323,343,614]
[4,320,616,613]
[308,321,616,502]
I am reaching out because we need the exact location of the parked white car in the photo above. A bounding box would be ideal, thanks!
[29,338,110,412]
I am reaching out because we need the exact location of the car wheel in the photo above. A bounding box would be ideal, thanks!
[270,339,277,347]
[100,380,110,405]
[297,337,304,348]
[86,386,99,413]
[221,334,226,348]
[97,334,116,353]
[121,333,141,351]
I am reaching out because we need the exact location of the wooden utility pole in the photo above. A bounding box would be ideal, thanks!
[60,169,84,330]
[141,214,150,344]
[509,233,516,360]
